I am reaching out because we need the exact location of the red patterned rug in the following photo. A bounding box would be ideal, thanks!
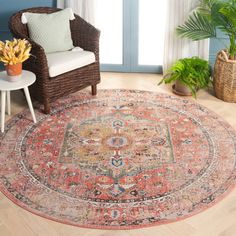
[0,90,236,229]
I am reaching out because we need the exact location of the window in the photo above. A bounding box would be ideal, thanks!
[95,0,167,73]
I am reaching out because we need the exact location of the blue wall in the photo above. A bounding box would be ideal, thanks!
[210,30,229,65]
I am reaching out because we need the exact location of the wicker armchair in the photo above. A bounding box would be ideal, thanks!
[9,7,101,114]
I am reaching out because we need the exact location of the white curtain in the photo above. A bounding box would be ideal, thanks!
[57,0,95,25]
[163,0,209,73]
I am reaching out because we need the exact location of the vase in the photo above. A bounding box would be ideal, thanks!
[5,63,22,82]
[172,79,192,96]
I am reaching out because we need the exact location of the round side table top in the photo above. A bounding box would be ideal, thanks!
[0,70,36,91]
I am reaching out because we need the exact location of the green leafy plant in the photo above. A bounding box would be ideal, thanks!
[158,57,211,97]
[177,0,236,60]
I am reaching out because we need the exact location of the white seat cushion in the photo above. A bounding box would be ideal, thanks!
[46,50,96,77]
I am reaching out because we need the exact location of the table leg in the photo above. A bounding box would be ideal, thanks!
[7,91,11,116]
[1,91,6,133]
[23,87,37,123]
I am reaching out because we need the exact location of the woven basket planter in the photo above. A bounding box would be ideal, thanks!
[213,50,236,102]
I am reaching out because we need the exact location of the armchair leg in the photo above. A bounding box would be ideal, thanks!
[44,99,51,114]
[91,84,97,96]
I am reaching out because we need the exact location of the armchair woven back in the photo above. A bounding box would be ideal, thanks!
[9,7,60,40]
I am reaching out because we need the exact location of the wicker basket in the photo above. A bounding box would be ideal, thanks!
[213,50,236,102]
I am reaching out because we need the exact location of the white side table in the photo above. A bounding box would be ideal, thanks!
[0,70,37,133]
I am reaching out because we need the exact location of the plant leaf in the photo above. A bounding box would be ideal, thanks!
[177,11,216,40]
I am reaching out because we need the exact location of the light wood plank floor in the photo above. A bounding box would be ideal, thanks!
[1,72,236,236]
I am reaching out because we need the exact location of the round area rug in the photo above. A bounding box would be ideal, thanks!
[0,90,236,229]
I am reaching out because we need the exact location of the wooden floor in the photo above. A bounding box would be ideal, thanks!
[1,72,236,236]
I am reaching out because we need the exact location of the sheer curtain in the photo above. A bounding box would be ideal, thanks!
[163,0,209,73]
[57,0,95,25]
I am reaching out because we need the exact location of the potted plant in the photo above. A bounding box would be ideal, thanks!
[158,57,211,97]
[0,38,31,82]
[176,0,236,102]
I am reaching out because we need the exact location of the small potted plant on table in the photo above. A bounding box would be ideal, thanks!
[159,57,211,97]
[0,38,31,82]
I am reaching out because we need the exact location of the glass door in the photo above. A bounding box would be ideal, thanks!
[138,0,167,70]
[95,0,167,73]
[95,0,123,65]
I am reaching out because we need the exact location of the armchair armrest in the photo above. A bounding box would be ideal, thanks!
[71,15,100,62]
[24,38,50,80]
